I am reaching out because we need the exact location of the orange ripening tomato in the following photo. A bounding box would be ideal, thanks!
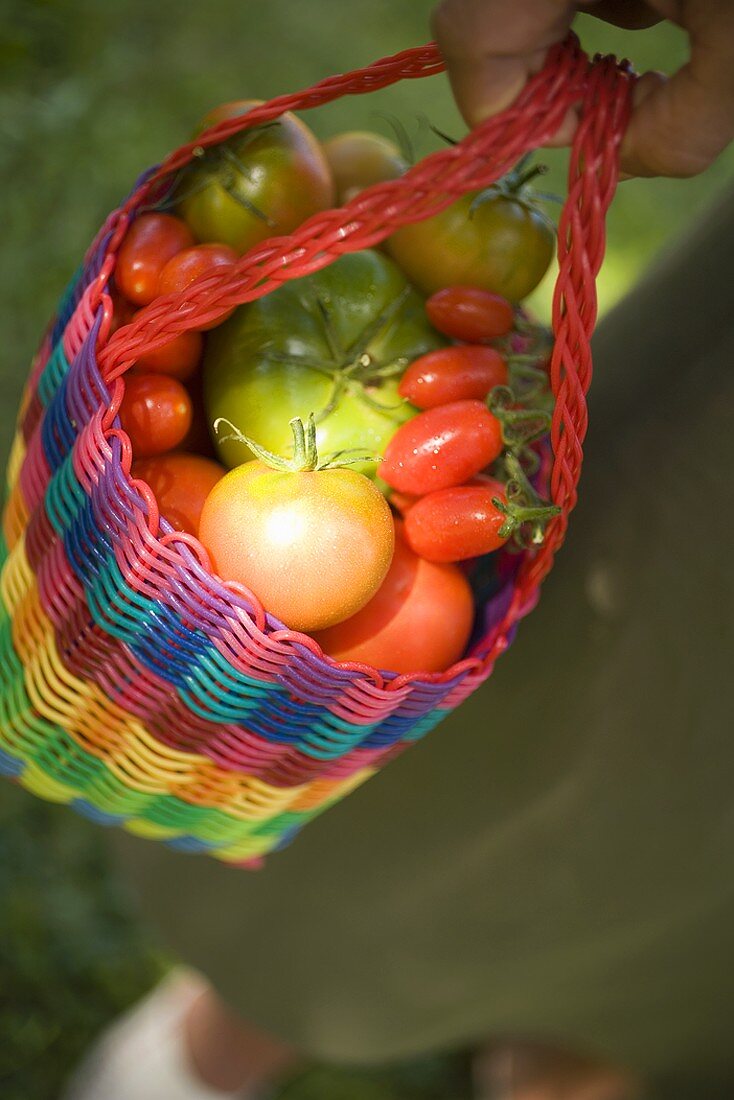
[115,214,195,306]
[119,373,193,458]
[157,244,239,330]
[132,453,225,536]
[313,528,475,673]
[198,457,395,633]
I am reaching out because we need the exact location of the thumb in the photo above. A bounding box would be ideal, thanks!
[621,52,734,177]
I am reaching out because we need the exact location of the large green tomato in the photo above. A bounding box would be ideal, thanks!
[204,250,445,476]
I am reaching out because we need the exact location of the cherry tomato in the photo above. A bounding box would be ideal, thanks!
[198,457,395,633]
[313,527,474,673]
[398,345,508,409]
[119,373,193,458]
[323,131,407,204]
[133,328,204,380]
[132,453,225,536]
[115,214,195,306]
[178,100,335,255]
[158,244,239,330]
[404,479,510,563]
[426,287,514,342]
[387,162,555,301]
[378,400,503,496]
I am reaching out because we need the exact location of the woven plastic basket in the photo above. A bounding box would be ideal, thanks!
[0,34,634,866]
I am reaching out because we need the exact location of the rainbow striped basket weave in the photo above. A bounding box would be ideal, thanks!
[0,36,634,866]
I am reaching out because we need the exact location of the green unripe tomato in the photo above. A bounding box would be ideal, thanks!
[387,172,556,302]
[177,100,335,255]
[204,250,445,477]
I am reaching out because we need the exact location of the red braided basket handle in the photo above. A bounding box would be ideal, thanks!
[96,33,635,668]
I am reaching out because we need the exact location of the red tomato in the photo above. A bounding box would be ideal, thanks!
[398,346,508,409]
[115,214,195,306]
[404,480,510,563]
[378,400,503,496]
[131,453,225,536]
[426,287,514,342]
[198,458,394,632]
[313,529,474,673]
[133,329,203,380]
[119,373,193,458]
[157,244,239,330]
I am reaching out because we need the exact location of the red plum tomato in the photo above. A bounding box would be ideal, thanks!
[378,400,504,495]
[404,479,510,563]
[426,286,514,342]
[398,345,508,409]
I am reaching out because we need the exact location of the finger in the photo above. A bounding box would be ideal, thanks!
[620,35,734,177]
[577,0,663,31]
[431,0,576,128]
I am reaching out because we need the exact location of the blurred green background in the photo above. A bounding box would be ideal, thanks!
[1,2,733,1097]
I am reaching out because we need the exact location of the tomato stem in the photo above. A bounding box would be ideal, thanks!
[213,415,382,472]
[494,452,560,545]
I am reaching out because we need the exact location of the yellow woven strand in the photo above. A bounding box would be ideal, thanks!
[3,537,347,821]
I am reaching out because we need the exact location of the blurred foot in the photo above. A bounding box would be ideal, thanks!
[473,1040,641,1100]
[61,967,298,1100]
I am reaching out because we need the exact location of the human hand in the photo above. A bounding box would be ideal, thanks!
[430,1,734,177]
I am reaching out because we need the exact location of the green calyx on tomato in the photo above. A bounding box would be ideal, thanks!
[174,100,335,255]
[387,154,556,302]
[492,451,560,547]
[204,249,446,476]
[214,413,380,473]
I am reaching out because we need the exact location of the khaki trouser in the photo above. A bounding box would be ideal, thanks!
[116,188,734,1099]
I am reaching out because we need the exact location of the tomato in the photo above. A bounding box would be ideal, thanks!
[119,373,193,458]
[398,345,508,409]
[404,480,510,563]
[323,131,407,204]
[132,453,225,536]
[198,418,395,632]
[157,244,239,330]
[313,528,474,673]
[133,328,203,381]
[205,249,445,476]
[387,162,555,301]
[404,464,560,562]
[177,100,335,255]
[426,287,514,342]
[115,214,195,306]
[378,400,503,495]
